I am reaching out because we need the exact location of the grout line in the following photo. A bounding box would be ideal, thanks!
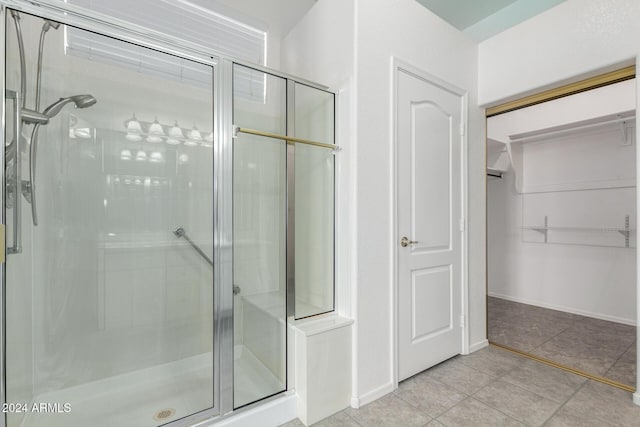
[343,411,364,427]
[432,395,472,424]
[469,367,564,426]
[456,348,522,380]
[603,337,636,379]
[428,356,527,425]
[340,406,363,426]
[541,379,589,426]
[434,395,526,426]
[490,299,575,353]
[530,318,575,352]
[374,393,435,425]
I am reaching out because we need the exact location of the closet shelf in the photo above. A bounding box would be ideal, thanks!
[522,226,635,233]
[494,112,636,193]
[522,215,633,247]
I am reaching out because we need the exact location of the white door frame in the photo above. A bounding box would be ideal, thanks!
[390,57,470,388]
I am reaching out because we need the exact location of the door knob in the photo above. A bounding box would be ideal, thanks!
[400,236,418,247]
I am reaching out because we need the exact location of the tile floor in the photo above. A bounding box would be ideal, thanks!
[488,297,636,386]
[280,345,640,426]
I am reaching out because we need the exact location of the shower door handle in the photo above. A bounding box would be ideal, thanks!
[6,90,22,254]
[173,226,213,267]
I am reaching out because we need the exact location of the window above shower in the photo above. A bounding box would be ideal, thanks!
[63,0,267,99]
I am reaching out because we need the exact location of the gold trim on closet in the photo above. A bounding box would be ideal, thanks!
[486,65,636,117]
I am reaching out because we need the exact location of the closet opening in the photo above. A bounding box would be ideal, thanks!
[486,66,637,392]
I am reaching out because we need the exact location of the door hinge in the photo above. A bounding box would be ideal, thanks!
[459,314,465,328]
[459,122,465,136]
[459,218,465,232]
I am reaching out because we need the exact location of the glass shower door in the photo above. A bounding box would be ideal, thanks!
[4,11,215,427]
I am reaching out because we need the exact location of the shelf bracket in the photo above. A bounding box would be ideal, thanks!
[530,215,548,243]
[617,215,631,248]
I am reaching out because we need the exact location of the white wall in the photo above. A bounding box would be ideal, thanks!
[354,0,484,404]
[478,0,640,106]
[488,170,637,324]
[284,0,485,406]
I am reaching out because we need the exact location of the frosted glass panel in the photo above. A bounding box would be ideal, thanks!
[5,11,214,427]
[232,64,287,408]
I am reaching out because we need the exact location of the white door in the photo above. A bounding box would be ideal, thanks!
[396,65,465,381]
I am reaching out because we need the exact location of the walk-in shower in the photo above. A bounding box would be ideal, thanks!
[4,10,215,427]
[2,4,336,427]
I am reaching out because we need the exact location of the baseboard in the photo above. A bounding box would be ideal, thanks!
[354,382,395,408]
[350,396,360,409]
[469,339,489,353]
[488,292,637,326]
[634,392,640,406]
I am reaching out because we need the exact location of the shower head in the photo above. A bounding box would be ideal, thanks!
[43,94,97,118]
[43,19,61,32]
[73,94,98,109]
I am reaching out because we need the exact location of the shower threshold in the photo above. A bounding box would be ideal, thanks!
[16,345,282,427]
[17,353,213,427]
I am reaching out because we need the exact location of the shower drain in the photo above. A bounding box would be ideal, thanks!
[153,408,176,421]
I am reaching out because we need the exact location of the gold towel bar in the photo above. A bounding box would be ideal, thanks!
[234,126,339,151]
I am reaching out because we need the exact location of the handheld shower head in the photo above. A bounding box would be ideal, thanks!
[73,94,98,109]
[43,94,97,118]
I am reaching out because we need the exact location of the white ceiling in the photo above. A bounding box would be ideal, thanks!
[191,0,317,36]
[203,0,566,41]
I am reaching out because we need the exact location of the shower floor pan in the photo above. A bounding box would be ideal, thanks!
[18,345,283,427]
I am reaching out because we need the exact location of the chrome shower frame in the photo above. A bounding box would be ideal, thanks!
[0,8,7,427]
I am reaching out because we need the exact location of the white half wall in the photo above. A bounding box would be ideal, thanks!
[281,0,358,403]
